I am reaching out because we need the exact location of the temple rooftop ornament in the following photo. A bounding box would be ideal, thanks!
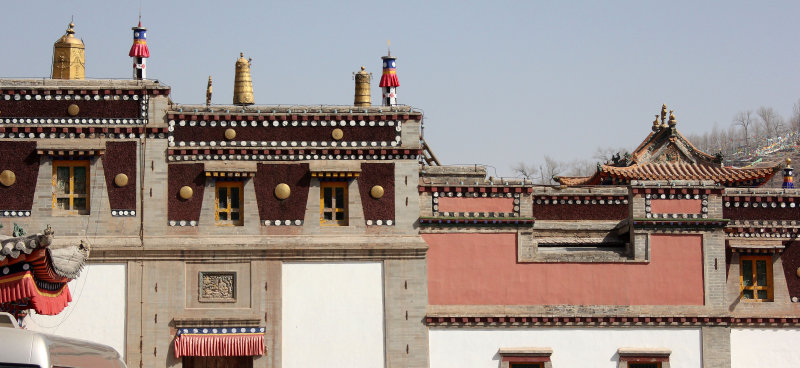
[555,105,782,187]
[52,21,85,80]
[354,66,372,107]
[206,76,213,106]
[783,158,794,189]
[129,20,150,80]
[233,52,254,106]
[379,40,399,107]
[0,225,90,319]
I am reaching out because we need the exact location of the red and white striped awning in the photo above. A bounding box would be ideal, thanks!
[174,327,265,357]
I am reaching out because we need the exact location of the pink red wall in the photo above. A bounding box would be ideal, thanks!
[425,233,704,305]
[650,199,702,214]
[437,197,514,213]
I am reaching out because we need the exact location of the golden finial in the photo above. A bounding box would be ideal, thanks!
[354,66,372,107]
[668,110,676,126]
[52,21,85,80]
[660,104,667,124]
[652,114,660,131]
[787,158,792,168]
[206,76,213,106]
[233,52,254,105]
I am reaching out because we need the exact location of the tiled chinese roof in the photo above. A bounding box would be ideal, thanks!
[554,106,781,187]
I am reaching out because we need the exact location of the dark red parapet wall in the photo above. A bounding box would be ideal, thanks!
[532,203,628,220]
[358,163,395,222]
[0,99,140,118]
[724,204,800,221]
[0,141,39,211]
[103,142,137,210]
[172,125,397,143]
[781,241,800,300]
[254,163,310,222]
[168,163,205,222]
[426,233,704,305]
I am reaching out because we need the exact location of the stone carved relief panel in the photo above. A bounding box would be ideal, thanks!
[199,271,236,303]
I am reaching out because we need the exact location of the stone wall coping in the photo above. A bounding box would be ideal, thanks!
[498,347,553,356]
[617,348,671,357]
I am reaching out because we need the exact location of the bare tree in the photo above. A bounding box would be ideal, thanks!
[733,110,754,154]
[791,99,800,133]
[756,106,784,138]
[539,155,562,185]
[512,162,538,181]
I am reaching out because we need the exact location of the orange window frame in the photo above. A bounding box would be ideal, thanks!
[740,255,773,302]
[52,160,90,215]
[215,181,244,226]
[320,181,348,226]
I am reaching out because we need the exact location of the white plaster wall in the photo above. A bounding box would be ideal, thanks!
[24,263,127,358]
[429,327,701,368]
[731,328,800,368]
[282,262,385,368]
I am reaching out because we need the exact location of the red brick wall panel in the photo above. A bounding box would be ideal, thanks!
[168,164,205,221]
[358,163,395,221]
[0,141,39,210]
[253,163,310,222]
[103,142,137,210]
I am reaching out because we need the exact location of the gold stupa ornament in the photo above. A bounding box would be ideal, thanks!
[52,22,85,80]
[354,66,372,106]
[233,53,254,105]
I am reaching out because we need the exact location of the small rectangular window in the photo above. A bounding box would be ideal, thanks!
[740,255,773,301]
[320,181,348,226]
[52,160,90,215]
[215,181,243,226]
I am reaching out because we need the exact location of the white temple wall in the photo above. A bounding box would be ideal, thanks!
[24,263,127,358]
[282,262,385,368]
[429,327,702,368]
[731,328,800,368]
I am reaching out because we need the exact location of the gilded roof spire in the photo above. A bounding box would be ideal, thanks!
[206,76,213,106]
[668,110,677,127]
[52,21,85,80]
[233,52,254,106]
[354,66,372,107]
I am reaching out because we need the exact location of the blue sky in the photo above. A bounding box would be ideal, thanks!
[2,1,798,177]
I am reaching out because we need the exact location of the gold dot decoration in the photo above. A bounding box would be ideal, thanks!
[370,185,384,199]
[797,267,800,278]
[179,186,194,200]
[67,104,80,116]
[0,170,16,187]
[114,173,129,187]
[225,128,237,140]
[332,128,344,140]
[274,183,291,200]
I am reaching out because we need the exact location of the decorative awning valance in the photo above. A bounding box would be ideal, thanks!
[174,327,265,358]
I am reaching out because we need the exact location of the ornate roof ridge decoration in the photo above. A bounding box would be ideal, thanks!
[555,105,782,187]
[167,104,420,116]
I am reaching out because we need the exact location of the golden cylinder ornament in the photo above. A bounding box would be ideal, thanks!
[370,185,384,199]
[354,66,371,107]
[225,128,237,140]
[797,267,800,278]
[274,183,291,200]
[179,186,194,200]
[52,22,85,80]
[233,52,255,105]
[0,170,16,187]
[114,173,129,187]
[67,104,80,116]
[332,128,344,140]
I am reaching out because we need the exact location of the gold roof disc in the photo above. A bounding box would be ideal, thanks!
[67,104,80,116]
[114,173,129,187]
[274,183,291,200]
[0,170,16,187]
[332,128,344,140]
[225,128,237,140]
[370,185,384,199]
[179,186,194,200]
